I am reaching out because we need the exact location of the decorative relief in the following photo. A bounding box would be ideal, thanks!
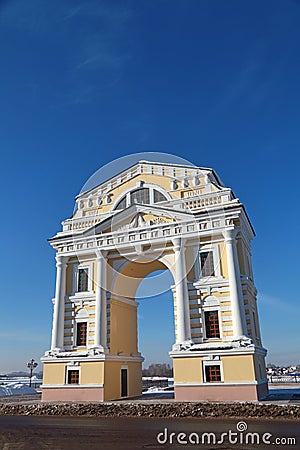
[116,213,172,231]
[183,188,205,198]
[171,180,178,190]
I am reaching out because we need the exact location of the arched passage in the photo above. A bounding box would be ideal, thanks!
[108,258,175,358]
[136,269,175,369]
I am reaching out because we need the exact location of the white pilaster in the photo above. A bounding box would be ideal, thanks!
[51,255,68,351]
[173,238,191,344]
[224,229,246,338]
[94,250,108,351]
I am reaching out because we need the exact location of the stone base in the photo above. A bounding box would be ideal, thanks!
[175,382,268,402]
[41,387,104,402]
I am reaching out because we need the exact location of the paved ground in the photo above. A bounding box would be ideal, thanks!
[0,415,299,450]
[0,387,299,450]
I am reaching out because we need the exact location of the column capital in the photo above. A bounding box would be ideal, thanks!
[96,249,108,261]
[223,228,238,242]
[172,237,186,251]
[55,255,68,267]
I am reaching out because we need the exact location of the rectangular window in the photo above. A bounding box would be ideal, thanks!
[205,365,221,382]
[76,322,87,346]
[78,268,89,292]
[200,251,215,277]
[67,370,79,384]
[204,310,220,338]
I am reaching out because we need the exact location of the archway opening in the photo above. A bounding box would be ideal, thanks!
[136,269,175,397]
[110,257,176,398]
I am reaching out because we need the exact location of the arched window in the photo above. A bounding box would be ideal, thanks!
[130,188,150,204]
[153,189,167,203]
[113,187,168,210]
[115,196,127,210]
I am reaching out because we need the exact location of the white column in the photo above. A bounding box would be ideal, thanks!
[94,251,107,350]
[173,238,191,343]
[224,229,246,338]
[51,255,68,351]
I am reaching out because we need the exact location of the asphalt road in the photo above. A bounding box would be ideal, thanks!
[0,416,299,450]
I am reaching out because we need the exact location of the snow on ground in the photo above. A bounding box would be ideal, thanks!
[0,382,37,396]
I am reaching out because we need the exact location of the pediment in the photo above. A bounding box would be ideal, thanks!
[84,203,193,236]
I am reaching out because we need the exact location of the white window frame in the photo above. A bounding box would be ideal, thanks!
[202,359,224,383]
[201,296,223,341]
[199,244,222,280]
[65,363,80,385]
[72,262,94,295]
[112,183,171,210]
[73,308,90,349]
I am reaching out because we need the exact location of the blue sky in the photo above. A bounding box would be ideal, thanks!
[0,0,299,372]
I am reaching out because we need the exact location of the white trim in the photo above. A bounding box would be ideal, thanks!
[170,345,266,358]
[201,297,223,341]
[110,296,139,308]
[72,261,94,296]
[202,359,224,383]
[199,243,222,279]
[41,384,104,389]
[73,307,91,349]
[65,365,81,385]
[41,354,144,363]
[221,315,232,322]
[174,380,262,387]
[111,183,172,210]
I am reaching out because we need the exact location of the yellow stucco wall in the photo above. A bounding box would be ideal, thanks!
[253,354,266,380]
[43,363,66,385]
[174,354,257,384]
[219,242,228,278]
[112,257,171,299]
[103,360,142,400]
[222,355,255,382]
[109,299,138,355]
[173,357,203,383]
[127,361,142,397]
[80,362,104,384]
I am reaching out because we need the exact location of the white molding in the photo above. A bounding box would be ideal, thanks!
[221,315,232,322]
[170,345,264,358]
[71,261,94,296]
[201,298,223,341]
[111,183,172,211]
[41,384,104,389]
[174,381,261,387]
[110,295,139,308]
[220,305,231,311]
[41,354,144,363]
[198,243,222,280]
[202,359,224,382]
[65,365,80,385]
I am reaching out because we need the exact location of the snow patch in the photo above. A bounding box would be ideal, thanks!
[0,382,37,396]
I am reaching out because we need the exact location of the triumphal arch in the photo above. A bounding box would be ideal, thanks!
[41,159,268,401]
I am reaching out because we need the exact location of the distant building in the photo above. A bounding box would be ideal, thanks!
[41,160,268,401]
